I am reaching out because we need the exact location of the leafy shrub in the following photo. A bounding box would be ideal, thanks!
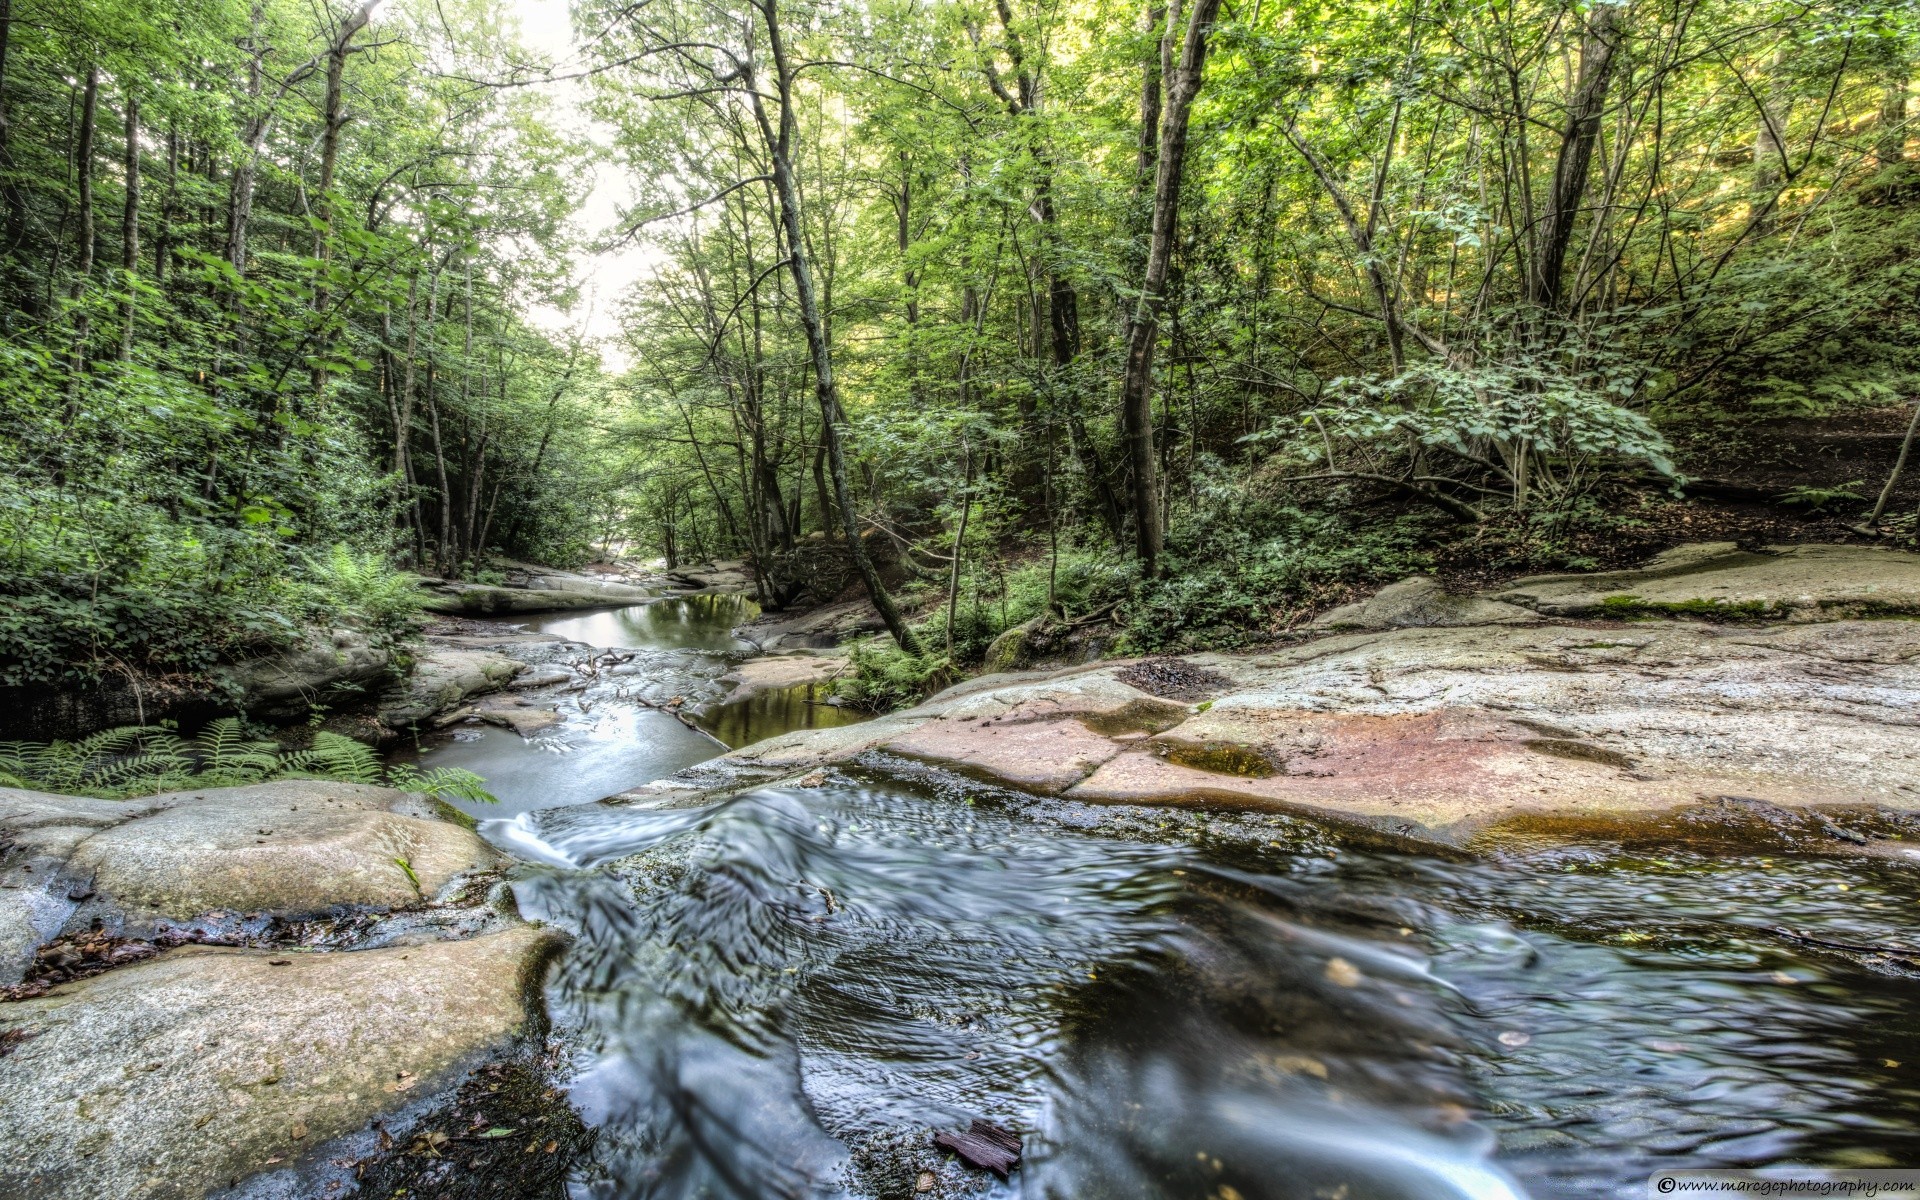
[0,718,494,802]
[302,544,425,645]
[1123,480,1431,652]
[836,642,954,711]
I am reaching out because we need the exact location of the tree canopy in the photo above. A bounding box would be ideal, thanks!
[4,0,1916,690]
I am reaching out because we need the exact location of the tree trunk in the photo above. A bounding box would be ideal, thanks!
[945,441,974,657]
[0,0,26,270]
[154,125,176,285]
[1878,70,1909,170]
[118,91,139,361]
[750,0,923,655]
[1752,50,1793,232]
[309,0,377,402]
[69,67,100,382]
[1530,4,1621,313]
[1117,0,1223,577]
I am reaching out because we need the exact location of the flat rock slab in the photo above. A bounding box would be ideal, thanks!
[2,781,497,934]
[741,599,884,650]
[377,645,523,727]
[1494,542,1920,618]
[711,612,1920,844]
[0,926,557,1200]
[718,653,847,703]
[421,584,639,615]
[1312,575,1540,630]
[888,716,1127,793]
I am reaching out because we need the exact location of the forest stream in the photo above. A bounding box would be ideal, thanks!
[401,596,1920,1200]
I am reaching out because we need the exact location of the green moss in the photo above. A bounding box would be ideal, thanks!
[432,797,481,830]
[1598,594,1781,621]
[1159,739,1280,778]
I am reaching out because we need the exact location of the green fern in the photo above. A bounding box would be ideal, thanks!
[0,722,496,803]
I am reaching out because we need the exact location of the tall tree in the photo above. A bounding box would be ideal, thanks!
[1118,0,1224,576]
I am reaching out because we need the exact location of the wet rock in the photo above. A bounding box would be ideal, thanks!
[1312,575,1540,631]
[739,599,885,650]
[1493,542,1920,619]
[933,1119,1022,1179]
[218,629,397,722]
[716,652,847,703]
[714,614,1920,844]
[377,645,523,728]
[0,926,559,1200]
[509,668,574,690]
[1,781,498,930]
[981,617,1044,675]
[422,583,639,615]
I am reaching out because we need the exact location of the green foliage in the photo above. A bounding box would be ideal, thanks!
[0,719,495,803]
[836,643,954,712]
[302,545,425,644]
[1123,478,1432,652]
[1775,482,1868,512]
[1297,352,1677,501]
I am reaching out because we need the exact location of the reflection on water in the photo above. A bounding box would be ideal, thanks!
[400,708,721,819]
[500,761,1920,1199]
[404,591,857,815]
[694,681,866,749]
[525,594,761,652]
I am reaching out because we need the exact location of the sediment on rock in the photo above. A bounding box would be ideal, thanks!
[702,546,1920,847]
[0,926,562,1200]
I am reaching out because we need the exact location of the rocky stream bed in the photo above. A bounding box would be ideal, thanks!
[4,544,1920,1199]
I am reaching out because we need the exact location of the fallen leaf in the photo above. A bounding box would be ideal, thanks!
[916,1171,936,1193]
[1268,1053,1329,1079]
[478,1127,518,1139]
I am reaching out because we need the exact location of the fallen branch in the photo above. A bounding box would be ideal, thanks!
[1280,470,1484,523]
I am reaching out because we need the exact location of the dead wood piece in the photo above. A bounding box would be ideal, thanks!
[933,1118,1022,1179]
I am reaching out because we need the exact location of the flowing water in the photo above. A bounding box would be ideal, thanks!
[432,598,1920,1199]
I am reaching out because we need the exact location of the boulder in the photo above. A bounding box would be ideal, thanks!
[218,629,397,722]
[739,599,885,650]
[0,782,498,974]
[715,653,846,704]
[712,616,1920,844]
[1311,576,1539,630]
[420,582,637,615]
[376,644,523,728]
[0,926,559,1200]
[981,616,1045,674]
[1493,542,1920,618]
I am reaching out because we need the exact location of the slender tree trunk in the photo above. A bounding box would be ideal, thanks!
[1858,400,1920,531]
[226,3,265,281]
[1530,4,1621,313]
[750,0,923,654]
[1118,0,1223,577]
[0,0,25,274]
[1752,50,1793,232]
[118,92,139,361]
[154,125,176,285]
[427,391,454,577]
[309,0,376,402]
[68,67,100,386]
[944,441,974,657]
[1878,70,1909,175]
